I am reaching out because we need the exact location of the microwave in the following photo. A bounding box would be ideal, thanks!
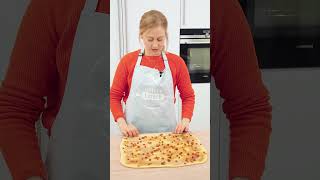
[180,29,211,83]
[239,0,320,68]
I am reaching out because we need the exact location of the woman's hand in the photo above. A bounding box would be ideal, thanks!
[117,117,139,137]
[174,118,190,134]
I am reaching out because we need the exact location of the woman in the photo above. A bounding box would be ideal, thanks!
[110,10,195,137]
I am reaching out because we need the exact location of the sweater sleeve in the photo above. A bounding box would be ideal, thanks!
[97,0,110,14]
[110,56,129,122]
[176,57,195,120]
[0,0,60,179]
[211,0,272,180]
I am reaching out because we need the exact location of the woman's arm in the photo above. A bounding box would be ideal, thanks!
[110,56,140,137]
[211,0,272,180]
[174,58,195,133]
[110,57,129,122]
[176,57,195,121]
[0,0,60,179]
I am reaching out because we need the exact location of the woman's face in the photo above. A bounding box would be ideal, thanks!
[141,26,166,56]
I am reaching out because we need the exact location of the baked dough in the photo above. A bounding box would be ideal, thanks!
[120,132,208,168]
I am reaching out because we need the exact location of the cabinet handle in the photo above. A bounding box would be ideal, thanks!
[119,0,127,56]
[296,44,314,49]
[264,9,297,17]
[181,0,186,26]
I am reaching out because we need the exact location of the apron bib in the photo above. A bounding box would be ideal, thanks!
[45,0,109,179]
[125,49,177,133]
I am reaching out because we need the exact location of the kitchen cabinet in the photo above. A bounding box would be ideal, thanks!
[123,0,180,55]
[174,83,211,133]
[210,78,223,180]
[180,0,210,29]
[110,0,121,84]
[161,83,212,132]
[188,83,211,131]
[261,69,320,179]
[216,69,320,180]
[110,0,121,134]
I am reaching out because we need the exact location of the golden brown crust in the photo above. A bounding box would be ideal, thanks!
[120,132,208,168]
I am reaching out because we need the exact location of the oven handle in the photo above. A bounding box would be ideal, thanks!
[180,38,210,44]
[180,35,210,39]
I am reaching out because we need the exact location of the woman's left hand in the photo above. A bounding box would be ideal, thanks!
[174,118,190,134]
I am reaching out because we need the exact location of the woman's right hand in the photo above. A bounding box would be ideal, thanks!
[117,117,139,137]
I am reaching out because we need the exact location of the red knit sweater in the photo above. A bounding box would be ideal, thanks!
[0,0,271,180]
[110,50,195,121]
[212,0,272,180]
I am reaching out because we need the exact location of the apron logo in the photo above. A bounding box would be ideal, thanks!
[142,91,164,101]
[136,88,166,101]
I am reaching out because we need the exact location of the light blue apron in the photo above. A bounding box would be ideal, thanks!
[125,49,177,133]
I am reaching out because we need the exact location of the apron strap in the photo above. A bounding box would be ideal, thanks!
[82,0,99,15]
[162,51,168,61]
[135,49,144,69]
[162,51,169,71]
[138,48,145,56]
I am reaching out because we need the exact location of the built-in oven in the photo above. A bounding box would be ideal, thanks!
[239,0,320,68]
[180,29,211,83]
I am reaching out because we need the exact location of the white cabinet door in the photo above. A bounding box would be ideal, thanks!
[180,0,210,29]
[110,0,121,85]
[110,0,121,134]
[124,0,181,55]
[188,83,210,131]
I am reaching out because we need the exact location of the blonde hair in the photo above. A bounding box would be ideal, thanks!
[139,10,169,49]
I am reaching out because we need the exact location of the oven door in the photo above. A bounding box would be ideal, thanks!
[180,39,210,83]
[239,0,320,69]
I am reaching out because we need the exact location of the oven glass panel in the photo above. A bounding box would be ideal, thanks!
[188,48,210,73]
[181,43,210,83]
